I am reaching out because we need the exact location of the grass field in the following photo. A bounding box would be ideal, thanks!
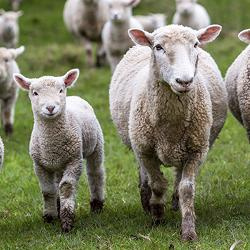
[0,0,249,249]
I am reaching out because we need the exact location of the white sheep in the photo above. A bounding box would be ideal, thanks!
[109,24,227,241]
[102,0,142,73]
[0,10,22,48]
[173,0,210,30]
[135,14,166,33]
[0,138,4,169]
[225,29,250,141]
[9,0,22,11]
[63,0,109,67]
[13,69,105,232]
[0,46,24,135]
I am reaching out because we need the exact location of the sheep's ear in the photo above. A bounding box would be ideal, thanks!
[0,9,5,15]
[16,10,23,18]
[13,73,31,91]
[62,69,79,88]
[196,25,222,45]
[9,46,25,59]
[128,29,153,47]
[238,29,250,44]
[125,0,140,7]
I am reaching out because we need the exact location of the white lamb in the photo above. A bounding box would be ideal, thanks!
[173,0,210,30]
[135,14,166,33]
[110,24,227,241]
[63,0,109,67]
[13,69,105,232]
[225,29,250,141]
[0,10,22,48]
[102,0,142,72]
[0,46,24,135]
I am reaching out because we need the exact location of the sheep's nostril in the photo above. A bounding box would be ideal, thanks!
[46,106,55,114]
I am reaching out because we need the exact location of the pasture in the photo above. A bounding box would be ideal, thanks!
[0,0,249,249]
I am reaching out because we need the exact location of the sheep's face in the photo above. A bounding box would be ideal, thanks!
[0,46,24,83]
[13,69,79,120]
[108,0,140,23]
[129,25,222,95]
[176,0,196,16]
[0,11,22,39]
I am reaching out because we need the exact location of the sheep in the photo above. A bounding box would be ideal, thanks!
[135,14,166,33]
[0,46,24,135]
[109,24,227,241]
[173,0,210,30]
[225,29,250,141]
[102,0,142,73]
[0,9,22,48]
[13,69,105,232]
[0,137,4,169]
[9,0,22,11]
[63,0,109,67]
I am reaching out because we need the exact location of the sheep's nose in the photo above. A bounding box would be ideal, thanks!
[46,105,55,113]
[176,77,193,86]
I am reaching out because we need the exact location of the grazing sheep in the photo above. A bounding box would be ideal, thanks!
[0,10,22,48]
[135,14,166,33]
[9,0,22,11]
[225,29,250,141]
[110,24,227,241]
[0,46,24,135]
[102,0,142,72]
[173,0,210,30]
[13,69,105,232]
[63,0,109,67]
[0,138,4,169]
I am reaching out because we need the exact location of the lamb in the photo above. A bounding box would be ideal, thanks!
[0,9,22,48]
[102,0,142,73]
[13,69,105,232]
[9,0,22,11]
[173,0,210,30]
[63,0,109,67]
[225,29,250,141]
[109,24,227,241]
[135,14,166,33]
[0,46,24,135]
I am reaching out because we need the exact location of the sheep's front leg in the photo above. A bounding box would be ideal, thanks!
[79,36,94,67]
[35,165,58,223]
[172,167,182,211]
[59,159,82,232]
[96,42,106,67]
[136,153,167,223]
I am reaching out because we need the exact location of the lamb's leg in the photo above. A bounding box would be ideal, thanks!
[96,42,106,68]
[80,37,94,67]
[86,142,105,213]
[35,165,57,223]
[172,167,182,211]
[139,166,151,213]
[136,153,167,223]
[59,159,82,233]
[55,172,63,217]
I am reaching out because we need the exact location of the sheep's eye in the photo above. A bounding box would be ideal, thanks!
[33,91,38,96]
[194,42,199,48]
[4,58,9,63]
[155,44,163,51]
[59,89,63,93]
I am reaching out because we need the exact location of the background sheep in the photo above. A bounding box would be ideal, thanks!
[102,0,142,72]
[0,9,22,48]
[225,29,250,140]
[63,0,109,67]
[135,14,166,33]
[0,46,24,135]
[13,69,105,232]
[173,0,210,30]
[9,0,22,11]
[110,24,227,241]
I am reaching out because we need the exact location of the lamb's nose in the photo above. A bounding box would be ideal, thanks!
[46,106,55,113]
[176,77,193,86]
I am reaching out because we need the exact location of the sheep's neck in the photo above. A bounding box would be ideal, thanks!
[110,20,131,42]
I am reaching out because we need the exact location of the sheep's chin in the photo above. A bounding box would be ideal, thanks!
[40,112,60,120]
[170,85,192,95]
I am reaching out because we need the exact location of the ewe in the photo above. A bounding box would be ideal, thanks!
[0,46,24,135]
[225,29,250,141]
[63,0,109,67]
[0,10,22,48]
[173,0,210,30]
[102,0,142,73]
[14,69,105,232]
[110,24,227,241]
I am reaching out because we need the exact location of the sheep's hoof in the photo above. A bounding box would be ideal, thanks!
[4,124,13,135]
[140,184,152,214]
[171,194,179,211]
[150,203,165,221]
[90,199,104,213]
[43,214,55,223]
[181,229,198,241]
[60,208,74,233]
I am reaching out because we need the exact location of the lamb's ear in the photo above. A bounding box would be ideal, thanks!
[0,9,5,15]
[128,29,153,47]
[62,69,79,88]
[125,0,140,7]
[13,73,31,91]
[196,25,222,45]
[238,29,250,44]
[9,46,25,59]
[16,10,23,18]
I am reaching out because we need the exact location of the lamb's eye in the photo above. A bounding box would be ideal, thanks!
[33,91,38,96]
[59,89,63,93]
[194,42,199,48]
[4,58,9,63]
[155,44,163,51]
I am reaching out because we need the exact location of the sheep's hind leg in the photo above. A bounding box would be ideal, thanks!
[86,143,105,213]
[139,166,151,213]
[96,43,106,67]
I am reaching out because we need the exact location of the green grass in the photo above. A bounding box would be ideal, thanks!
[0,0,249,249]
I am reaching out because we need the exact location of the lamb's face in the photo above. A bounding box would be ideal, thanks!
[176,0,196,16]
